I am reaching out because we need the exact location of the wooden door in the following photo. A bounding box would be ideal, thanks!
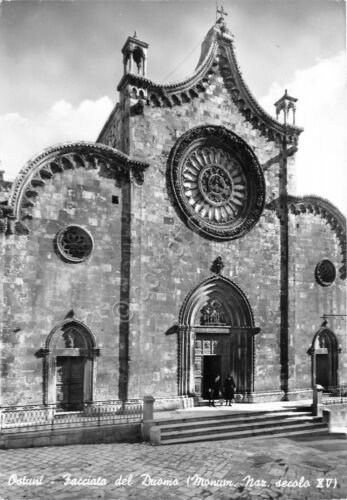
[316,354,330,388]
[56,357,85,410]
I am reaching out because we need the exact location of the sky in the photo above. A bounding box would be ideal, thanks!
[0,0,346,213]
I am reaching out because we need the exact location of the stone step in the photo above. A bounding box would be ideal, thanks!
[155,412,314,432]
[159,416,321,436]
[157,422,329,445]
[153,409,311,427]
[197,401,311,411]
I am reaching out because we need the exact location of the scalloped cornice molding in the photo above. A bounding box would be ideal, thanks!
[1,142,149,235]
[267,195,346,279]
[114,24,303,145]
[217,37,302,145]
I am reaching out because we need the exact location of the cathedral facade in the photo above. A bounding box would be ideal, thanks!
[0,17,346,410]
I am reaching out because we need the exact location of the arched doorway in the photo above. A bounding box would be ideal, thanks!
[178,276,260,398]
[41,320,99,410]
[309,328,339,389]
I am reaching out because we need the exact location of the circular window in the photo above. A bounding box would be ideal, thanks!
[56,226,93,263]
[315,259,336,287]
[168,125,265,240]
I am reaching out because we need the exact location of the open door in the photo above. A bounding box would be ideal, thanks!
[202,355,222,399]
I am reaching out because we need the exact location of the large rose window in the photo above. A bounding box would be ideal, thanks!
[183,148,247,222]
[168,126,265,240]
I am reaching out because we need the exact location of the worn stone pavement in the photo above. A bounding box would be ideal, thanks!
[0,435,346,500]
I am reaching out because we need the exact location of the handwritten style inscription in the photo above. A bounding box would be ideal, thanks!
[6,473,339,490]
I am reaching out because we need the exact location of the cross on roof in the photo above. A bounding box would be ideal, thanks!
[217,5,228,19]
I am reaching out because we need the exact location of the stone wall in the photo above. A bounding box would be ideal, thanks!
[1,168,123,405]
[123,71,285,397]
[323,404,347,433]
[289,212,346,389]
[0,423,141,449]
[1,57,345,408]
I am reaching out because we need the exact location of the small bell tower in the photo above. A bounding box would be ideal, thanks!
[122,32,148,77]
[274,89,297,126]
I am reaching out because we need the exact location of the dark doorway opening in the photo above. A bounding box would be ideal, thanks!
[203,355,222,399]
[316,354,330,388]
[310,328,339,390]
[56,356,85,411]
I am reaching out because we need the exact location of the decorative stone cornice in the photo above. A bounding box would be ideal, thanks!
[117,31,218,97]
[116,23,302,145]
[267,195,346,279]
[215,30,302,145]
[4,142,149,234]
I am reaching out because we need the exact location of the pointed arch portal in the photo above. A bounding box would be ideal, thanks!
[40,319,100,410]
[178,276,260,397]
[309,328,339,389]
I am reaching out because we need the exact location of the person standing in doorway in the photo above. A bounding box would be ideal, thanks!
[212,374,222,406]
[223,374,236,406]
[208,387,214,406]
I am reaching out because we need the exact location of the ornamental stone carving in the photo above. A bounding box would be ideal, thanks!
[6,142,149,234]
[211,256,225,275]
[200,299,228,325]
[112,22,303,147]
[55,225,94,263]
[168,125,265,240]
[315,259,336,287]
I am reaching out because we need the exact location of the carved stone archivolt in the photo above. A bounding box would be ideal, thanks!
[38,319,100,405]
[179,275,256,327]
[177,275,260,396]
[168,125,265,241]
[5,142,149,234]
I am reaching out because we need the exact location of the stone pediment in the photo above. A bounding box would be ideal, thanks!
[116,22,303,146]
[1,142,149,235]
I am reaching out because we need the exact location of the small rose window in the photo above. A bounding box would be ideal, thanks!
[56,225,93,263]
[315,259,336,287]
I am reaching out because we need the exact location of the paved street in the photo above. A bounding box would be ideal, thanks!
[0,434,346,500]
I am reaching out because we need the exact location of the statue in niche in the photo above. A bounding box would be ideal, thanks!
[318,334,326,349]
[63,329,75,348]
[201,305,210,325]
[200,299,227,325]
